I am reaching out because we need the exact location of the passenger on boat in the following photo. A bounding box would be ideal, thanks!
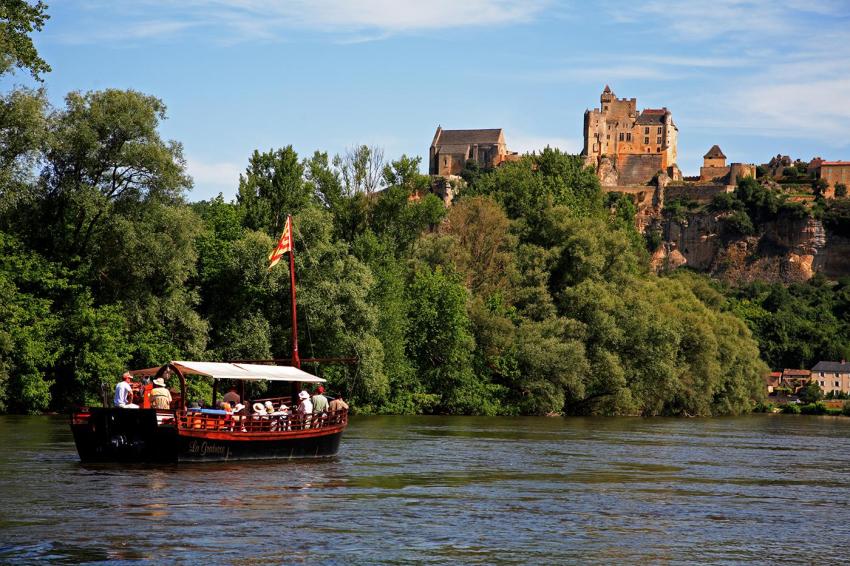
[113,372,139,409]
[328,394,349,412]
[297,391,313,414]
[222,385,240,406]
[311,386,329,414]
[264,401,276,414]
[232,403,247,431]
[297,390,313,429]
[150,378,172,410]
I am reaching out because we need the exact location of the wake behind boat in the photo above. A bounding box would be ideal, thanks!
[71,361,348,463]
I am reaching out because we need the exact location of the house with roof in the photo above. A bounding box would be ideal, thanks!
[765,371,782,394]
[429,127,517,177]
[780,369,812,393]
[811,361,850,395]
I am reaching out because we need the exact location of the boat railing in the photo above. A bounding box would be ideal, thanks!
[175,408,348,433]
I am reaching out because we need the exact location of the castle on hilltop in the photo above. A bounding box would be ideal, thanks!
[582,85,680,185]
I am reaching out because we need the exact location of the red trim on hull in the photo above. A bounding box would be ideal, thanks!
[177,424,346,442]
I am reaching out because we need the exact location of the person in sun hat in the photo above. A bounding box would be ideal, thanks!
[113,371,138,409]
[297,390,313,429]
[150,377,172,410]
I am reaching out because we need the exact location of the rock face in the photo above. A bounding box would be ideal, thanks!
[597,156,619,186]
[655,211,844,283]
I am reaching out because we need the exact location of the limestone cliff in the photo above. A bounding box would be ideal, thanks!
[651,211,849,283]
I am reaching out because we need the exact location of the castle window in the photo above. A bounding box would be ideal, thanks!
[468,147,473,159]
[619,132,624,141]
[603,105,609,110]
[657,136,662,144]
[626,133,632,141]
[657,126,662,133]
[644,137,649,145]
[606,134,610,140]
[644,127,649,134]
[656,147,661,152]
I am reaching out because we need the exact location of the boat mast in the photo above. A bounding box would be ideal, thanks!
[288,214,301,369]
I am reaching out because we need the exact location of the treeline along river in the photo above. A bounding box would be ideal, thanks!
[2,415,850,563]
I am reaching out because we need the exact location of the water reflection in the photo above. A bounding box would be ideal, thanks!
[2,414,850,563]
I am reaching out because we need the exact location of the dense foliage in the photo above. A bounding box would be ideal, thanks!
[726,275,850,370]
[0,3,768,415]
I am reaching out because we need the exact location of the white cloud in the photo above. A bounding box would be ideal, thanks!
[63,0,549,43]
[186,156,242,200]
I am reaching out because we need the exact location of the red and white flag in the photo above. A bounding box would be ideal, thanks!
[268,216,293,270]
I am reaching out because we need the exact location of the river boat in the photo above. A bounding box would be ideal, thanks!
[70,215,350,463]
[70,361,347,463]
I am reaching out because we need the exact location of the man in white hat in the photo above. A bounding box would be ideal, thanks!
[297,390,313,429]
[150,377,172,410]
[113,372,139,408]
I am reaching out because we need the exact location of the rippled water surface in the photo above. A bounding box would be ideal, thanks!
[2,414,850,564]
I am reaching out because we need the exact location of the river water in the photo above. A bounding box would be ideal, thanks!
[1,414,850,564]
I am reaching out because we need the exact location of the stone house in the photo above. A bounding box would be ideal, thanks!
[811,361,850,395]
[813,161,850,198]
[429,127,516,177]
[582,85,679,185]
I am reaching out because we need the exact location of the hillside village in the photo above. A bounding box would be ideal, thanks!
[427,85,850,403]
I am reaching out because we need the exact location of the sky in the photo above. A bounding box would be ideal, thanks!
[8,0,850,201]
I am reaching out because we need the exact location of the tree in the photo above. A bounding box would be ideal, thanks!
[333,144,385,195]
[382,154,429,195]
[0,0,51,80]
[0,87,48,220]
[835,183,847,198]
[38,89,191,260]
[237,146,313,235]
[799,380,823,404]
[440,196,517,297]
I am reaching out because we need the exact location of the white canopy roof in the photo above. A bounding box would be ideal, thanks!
[170,361,325,383]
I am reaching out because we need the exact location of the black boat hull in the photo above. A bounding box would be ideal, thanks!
[71,408,343,463]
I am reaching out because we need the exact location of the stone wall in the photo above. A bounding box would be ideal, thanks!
[821,165,850,198]
[699,166,729,182]
[665,184,731,204]
[616,153,663,186]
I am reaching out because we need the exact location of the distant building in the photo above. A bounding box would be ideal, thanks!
[781,369,812,393]
[811,361,850,395]
[429,127,517,177]
[700,145,727,180]
[813,161,850,198]
[582,85,679,185]
[699,145,756,185]
[765,371,782,394]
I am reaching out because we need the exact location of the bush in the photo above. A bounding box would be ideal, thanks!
[645,228,663,252]
[842,401,850,416]
[836,183,848,198]
[753,402,775,413]
[799,381,823,404]
[800,402,828,415]
[722,210,755,236]
[781,403,801,414]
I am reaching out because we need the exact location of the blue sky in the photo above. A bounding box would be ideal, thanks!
[9,0,850,201]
